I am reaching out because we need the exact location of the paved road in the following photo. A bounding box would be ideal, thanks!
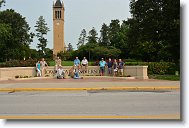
[0,90,180,119]
[0,78,180,88]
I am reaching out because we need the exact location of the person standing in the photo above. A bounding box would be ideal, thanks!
[36,60,41,77]
[118,59,124,77]
[107,58,113,76]
[99,58,107,76]
[40,58,48,77]
[113,59,118,77]
[55,56,62,71]
[81,57,88,73]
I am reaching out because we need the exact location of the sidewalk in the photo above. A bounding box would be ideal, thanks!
[0,77,180,92]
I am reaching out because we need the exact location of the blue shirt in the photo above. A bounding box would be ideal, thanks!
[118,61,124,69]
[107,61,113,68]
[99,61,106,68]
[36,63,41,70]
[74,59,80,66]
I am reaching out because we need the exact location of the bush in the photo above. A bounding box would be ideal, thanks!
[125,61,178,75]
[147,62,178,75]
[0,58,37,67]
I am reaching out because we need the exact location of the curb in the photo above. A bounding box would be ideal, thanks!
[0,86,180,92]
[0,114,180,119]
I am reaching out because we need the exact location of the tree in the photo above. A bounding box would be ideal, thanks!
[87,27,98,45]
[99,23,110,46]
[0,0,5,9]
[35,16,50,57]
[0,9,33,61]
[129,0,180,63]
[77,29,86,49]
[0,23,11,61]
[67,43,73,52]
[108,20,121,47]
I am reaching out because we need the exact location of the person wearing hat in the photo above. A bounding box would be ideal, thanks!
[99,58,107,76]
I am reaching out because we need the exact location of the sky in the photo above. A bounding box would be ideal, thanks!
[2,0,131,50]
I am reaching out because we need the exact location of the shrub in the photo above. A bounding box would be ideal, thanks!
[148,62,178,75]
[0,59,37,67]
[125,61,178,75]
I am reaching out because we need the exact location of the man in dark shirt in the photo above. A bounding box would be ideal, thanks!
[118,59,124,77]
[107,58,113,76]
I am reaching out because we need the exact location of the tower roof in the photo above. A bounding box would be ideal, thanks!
[54,0,62,7]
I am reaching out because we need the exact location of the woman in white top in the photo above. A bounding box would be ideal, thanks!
[55,56,62,71]
[40,58,48,77]
[81,57,88,73]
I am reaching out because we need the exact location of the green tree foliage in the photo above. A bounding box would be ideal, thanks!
[0,23,11,61]
[0,9,33,61]
[74,43,121,61]
[0,0,5,8]
[35,16,50,57]
[108,20,121,47]
[73,0,179,64]
[99,23,110,46]
[67,43,74,52]
[77,29,86,49]
[128,0,180,63]
[87,27,98,44]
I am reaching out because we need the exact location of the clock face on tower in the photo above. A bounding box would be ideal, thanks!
[56,22,60,26]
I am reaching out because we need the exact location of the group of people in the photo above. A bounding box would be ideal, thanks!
[35,56,125,79]
[72,57,125,77]
[99,58,124,77]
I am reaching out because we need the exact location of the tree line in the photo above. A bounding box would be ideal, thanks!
[61,0,179,65]
[0,0,180,66]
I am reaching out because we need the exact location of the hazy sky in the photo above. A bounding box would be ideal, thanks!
[2,0,131,50]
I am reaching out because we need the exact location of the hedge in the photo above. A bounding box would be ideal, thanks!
[125,62,178,75]
[0,59,37,67]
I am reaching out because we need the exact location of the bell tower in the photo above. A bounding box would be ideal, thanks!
[53,0,65,56]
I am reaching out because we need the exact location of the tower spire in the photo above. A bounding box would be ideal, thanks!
[54,0,62,7]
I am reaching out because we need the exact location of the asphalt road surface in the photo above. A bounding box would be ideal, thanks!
[0,90,180,119]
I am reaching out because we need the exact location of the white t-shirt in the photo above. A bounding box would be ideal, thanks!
[81,59,88,65]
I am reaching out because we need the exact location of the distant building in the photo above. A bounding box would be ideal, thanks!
[53,0,66,56]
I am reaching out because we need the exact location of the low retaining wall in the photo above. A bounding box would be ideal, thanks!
[0,66,148,80]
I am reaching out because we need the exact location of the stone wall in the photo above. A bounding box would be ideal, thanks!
[0,66,148,80]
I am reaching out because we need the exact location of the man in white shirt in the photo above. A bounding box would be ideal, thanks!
[57,66,65,79]
[81,57,88,73]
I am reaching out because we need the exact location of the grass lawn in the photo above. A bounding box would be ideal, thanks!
[149,75,180,81]
[48,61,93,66]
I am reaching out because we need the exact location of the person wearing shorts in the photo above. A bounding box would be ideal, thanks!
[40,58,48,77]
[118,59,124,77]
[55,56,62,72]
[57,66,65,79]
[99,58,107,76]
[81,57,88,73]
